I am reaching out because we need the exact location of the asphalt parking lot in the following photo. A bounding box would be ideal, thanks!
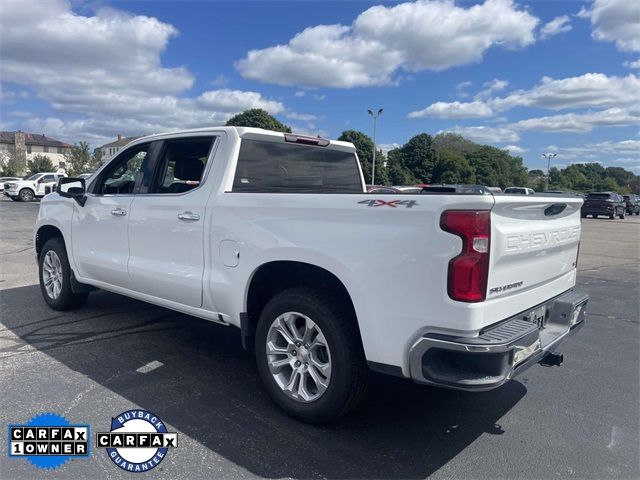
[0,196,638,479]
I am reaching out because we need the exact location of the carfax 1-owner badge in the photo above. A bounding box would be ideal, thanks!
[97,409,178,472]
[8,413,90,470]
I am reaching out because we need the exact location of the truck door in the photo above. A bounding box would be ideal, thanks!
[36,174,56,196]
[71,142,154,288]
[127,135,218,308]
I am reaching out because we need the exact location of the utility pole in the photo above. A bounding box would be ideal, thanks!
[542,153,557,191]
[367,109,383,185]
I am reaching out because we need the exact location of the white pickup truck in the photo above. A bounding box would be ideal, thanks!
[34,127,588,422]
[4,172,66,202]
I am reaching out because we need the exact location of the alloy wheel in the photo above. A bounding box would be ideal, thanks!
[42,250,63,300]
[266,312,332,402]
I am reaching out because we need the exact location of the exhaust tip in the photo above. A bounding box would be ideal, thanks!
[540,352,563,367]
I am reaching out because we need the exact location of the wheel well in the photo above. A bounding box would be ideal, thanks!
[35,225,64,257]
[242,261,361,351]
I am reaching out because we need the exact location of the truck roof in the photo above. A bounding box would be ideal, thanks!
[127,126,356,152]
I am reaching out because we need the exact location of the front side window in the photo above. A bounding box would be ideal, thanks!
[150,137,214,194]
[232,139,362,193]
[40,175,55,183]
[94,144,149,195]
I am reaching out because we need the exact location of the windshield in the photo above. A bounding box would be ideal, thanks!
[26,174,41,181]
[587,193,611,200]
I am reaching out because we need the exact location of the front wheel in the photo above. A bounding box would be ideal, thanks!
[255,288,368,423]
[19,188,34,202]
[38,238,88,310]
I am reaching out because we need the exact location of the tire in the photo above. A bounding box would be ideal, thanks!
[609,213,615,219]
[581,213,586,218]
[38,238,89,310]
[255,287,368,423]
[619,211,625,219]
[592,214,597,218]
[19,188,34,202]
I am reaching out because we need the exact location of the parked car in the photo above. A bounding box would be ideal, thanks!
[485,186,502,194]
[622,195,640,215]
[35,127,588,423]
[0,177,22,192]
[3,173,67,202]
[504,187,535,195]
[581,192,626,219]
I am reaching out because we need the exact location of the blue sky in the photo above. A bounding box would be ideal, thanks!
[0,0,638,172]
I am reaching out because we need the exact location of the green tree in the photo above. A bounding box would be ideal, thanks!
[391,133,437,183]
[386,148,416,185]
[225,109,291,132]
[433,150,476,184]
[0,150,22,177]
[27,154,55,176]
[433,133,478,157]
[65,141,91,176]
[89,147,104,172]
[338,130,375,183]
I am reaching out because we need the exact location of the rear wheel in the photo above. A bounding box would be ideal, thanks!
[255,287,368,423]
[19,188,34,202]
[38,238,89,310]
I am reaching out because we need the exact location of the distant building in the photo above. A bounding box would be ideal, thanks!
[99,134,144,162]
[0,131,73,175]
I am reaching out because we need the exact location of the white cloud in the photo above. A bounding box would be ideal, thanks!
[476,79,510,99]
[286,112,319,122]
[0,0,285,144]
[408,73,638,121]
[579,0,640,52]
[624,59,640,68]
[491,73,640,111]
[236,0,539,88]
[543,139,640,157]
[294,91,306,97]
[540,15,572,39]
[503,145,528,154]
[512,107,639,132]
[408,101,493,119]
[439,125,520,143]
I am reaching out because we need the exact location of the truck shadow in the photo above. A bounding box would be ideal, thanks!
[0,285,526,479]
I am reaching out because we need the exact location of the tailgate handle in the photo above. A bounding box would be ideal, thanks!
[544,204,566,216]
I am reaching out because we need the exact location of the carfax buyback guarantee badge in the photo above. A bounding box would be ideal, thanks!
[8,413,90,470]
[97,409,178,473]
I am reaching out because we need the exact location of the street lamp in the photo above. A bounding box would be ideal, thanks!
[368,108,383,185]
[542,153,557,190]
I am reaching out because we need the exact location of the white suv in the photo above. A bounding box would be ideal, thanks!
[3,172,66,202]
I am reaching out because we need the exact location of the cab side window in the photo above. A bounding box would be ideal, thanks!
[150,137,214,194]
[40,175,55,183]
[94,144,149,195]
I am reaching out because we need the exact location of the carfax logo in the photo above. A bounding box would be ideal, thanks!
[8,413,90,470]
[97,409,178,473]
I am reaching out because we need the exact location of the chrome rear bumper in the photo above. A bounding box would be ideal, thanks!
[409,290,589,391]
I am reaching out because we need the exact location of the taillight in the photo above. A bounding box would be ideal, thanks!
[440,210,491,302]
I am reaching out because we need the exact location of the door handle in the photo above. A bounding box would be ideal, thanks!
[110,208,127,216]
[177,211,200,221]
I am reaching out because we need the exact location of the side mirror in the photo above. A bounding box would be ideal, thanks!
[58,177,87,206]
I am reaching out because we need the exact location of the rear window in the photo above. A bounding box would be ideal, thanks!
[232,139,362,193]
[587,193,612,200]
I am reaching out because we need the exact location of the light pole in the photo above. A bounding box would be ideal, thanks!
[542,153,557,190]
[368,108,383,185]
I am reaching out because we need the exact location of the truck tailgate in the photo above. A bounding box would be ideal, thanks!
[488,195,583,301]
